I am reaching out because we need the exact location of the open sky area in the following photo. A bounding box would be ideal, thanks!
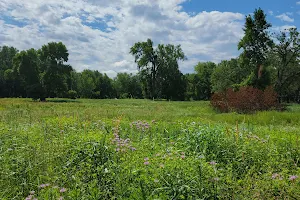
[0,0,299,77]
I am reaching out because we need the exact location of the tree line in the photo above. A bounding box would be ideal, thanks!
[0,8,299,102]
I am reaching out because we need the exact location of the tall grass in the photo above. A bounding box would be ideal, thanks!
[0,98,299,199]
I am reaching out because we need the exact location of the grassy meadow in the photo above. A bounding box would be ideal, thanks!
[0,98,300,199]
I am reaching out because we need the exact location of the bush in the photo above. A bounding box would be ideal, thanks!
[211,86,282,113]
[67,90,78,99]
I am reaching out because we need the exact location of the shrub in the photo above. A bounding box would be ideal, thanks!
[67,90,77,99]
[211,86,282,113]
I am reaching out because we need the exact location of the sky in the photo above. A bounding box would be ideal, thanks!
[0,0,299,77]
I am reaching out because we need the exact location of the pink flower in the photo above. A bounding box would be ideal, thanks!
[181,155,185,159]
[25,195,33,200]
[60,188,67,193]
[144,161,150,165]
[209,161,217,166]
[289,175,298,181]
[272,173,280,179]
[144,157,149,161]
[59,197,64,200]
[39,183,50,188]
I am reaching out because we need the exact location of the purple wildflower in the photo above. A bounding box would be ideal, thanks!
[144,157,149,161]
[181,155,185,159]
[39,183,50,188]
[209,161,217,166]
[59,197,64,200]
[130,147,136,151]
[289,175,298,181]
[144,161,150,165]
[60,188,67,193]
[25,195,33,200]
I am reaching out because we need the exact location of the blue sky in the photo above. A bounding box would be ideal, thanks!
[182,0,300,27]
[0,0,299,77]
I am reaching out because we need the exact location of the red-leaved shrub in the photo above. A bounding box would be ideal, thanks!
[211,86,282,113]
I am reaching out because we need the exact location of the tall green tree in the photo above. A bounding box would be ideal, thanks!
[272,28,300,102]
[211,58,250,92]
[193,62,216,100]
[40,42,72,98]
[13,49,43,99]
[156,44,186,100]
[130,39,186,99]
[130,39,158,99]
[0,46,19,97]
[238,8,273,89]
[79,69,96,98]
[114,73,142,99]
[13,42,72,101]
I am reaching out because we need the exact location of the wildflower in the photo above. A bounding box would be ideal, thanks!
[289,175,298,181]
[116,148,120,152]
[30,191,35,195]
[130,147,136,151]
[272,173,280,179]
[39,183,50,188]
[144,161,150,165]
[144,157,149,161]
[60,188,67,193]
[181,155,185,159]
[212,177,220,182]
[59,197,64,200]
[209,161,217,166]
[151,120,156,124]
[25,195,33,200]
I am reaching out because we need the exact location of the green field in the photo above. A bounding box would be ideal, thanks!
[1,98,300,199]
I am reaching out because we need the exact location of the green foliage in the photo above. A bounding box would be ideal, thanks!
[272,28,300,102]
[130,39,186,100]
[0,99,300,199]
[186,62,216,100]
[238,8,273,89]
[67,90,77,99]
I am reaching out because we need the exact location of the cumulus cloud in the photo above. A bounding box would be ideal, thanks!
[0,0,245,76]
[276,13,294,22]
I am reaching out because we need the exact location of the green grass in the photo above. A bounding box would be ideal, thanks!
[0,98,300,199]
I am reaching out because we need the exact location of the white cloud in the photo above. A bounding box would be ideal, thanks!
[0,0,245,77]
[268,11,274,16]
[297,1,300,5]
[276,13,294,22]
